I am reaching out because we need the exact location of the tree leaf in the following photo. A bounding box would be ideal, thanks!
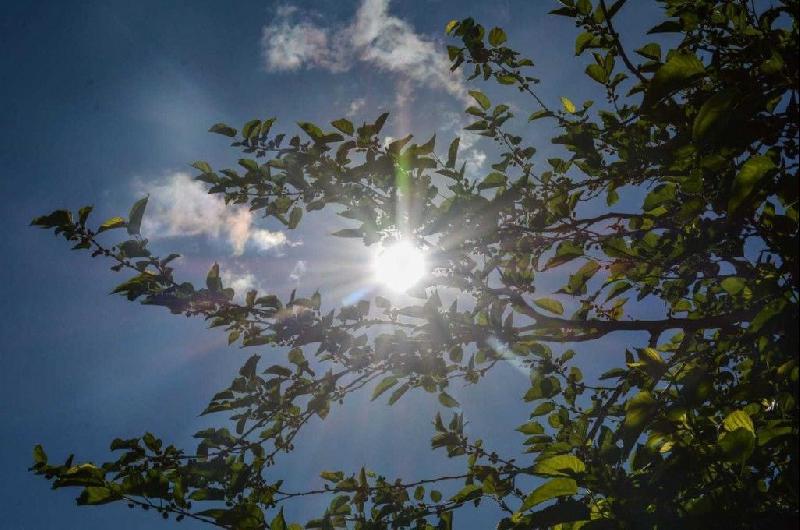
[371,376,398,401]
[624,391,656,431]
[519,477,577,512]
[446,137,460,168]
[516,421,545,435]
[127,196,148,236]
[488,27,507,46]
[532,454,586,476]
[534,298,564,315]
[298,121,324,140]
[438,392,459,408]
[206,263,222,292]
[288,207,303,229]
[242,119,261,139]
[208,123,237,137]
[692,89,737,141]
[723,410,754,434]
[77,486,119,505]
[97,217,126,234]
[721,277,746,295]
[635,42,661,60]
[331,119,354,135]
[644,52,705,106]
[545,241,584,269]
[560,96,577,114]
[478,172,507,190]
[469,90,491,110]
[719,428,755,462]
[728,156,775,213]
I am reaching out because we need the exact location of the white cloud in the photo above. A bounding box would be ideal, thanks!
[261,0,467,102]
[136,172,289,256]
[439,111,486,175]
[465,149,487,173]
[221,270,259,296]
[260,18,349,72]
[347,97,367,117]
[289,260,307,283]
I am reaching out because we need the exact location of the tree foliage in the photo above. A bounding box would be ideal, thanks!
[30,0,798,528]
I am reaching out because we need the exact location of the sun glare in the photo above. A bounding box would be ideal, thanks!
[373,240,427,292]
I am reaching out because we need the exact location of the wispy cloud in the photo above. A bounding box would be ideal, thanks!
[346,97,367,117]
[135,172,290,256]
[221,269,260,300]
[289,260,308,284]
[440,111,487,175]
[261,0,467,102]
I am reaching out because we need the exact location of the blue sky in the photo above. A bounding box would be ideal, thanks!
[1,1,665,528]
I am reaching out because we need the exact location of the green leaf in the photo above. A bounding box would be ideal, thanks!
[127,196,148,236]
[721,277,746,295]
[208,123,237,137]
[575,32,594,55]
[444,20,459,34]
[560,96,577,114]
[78,486,120,506]
[723,410,754,434]
[446,137,460,169]
[288,207,303,229]
[728,156,775,213]
[388,383,410,405]
[31,210,72,229]
[451,483,482,502]
[242,119,261,139]
[692,89,737,141]
[564,260,600,295]
[97,217,126,234]
[545,241,583,269]
[270,508,288,530]
[331,228,363,238]
[719,428,755,462]
[298,121,324,140]
[477,172,507,190]
[643,182,676,211]
[331,119,354,135]
[438,392,459,408]
[371,376,398,401]
[528,110,553,121]
[33,444,47,466]
[585,63,608,83]
[532,454,586,476]
[488,27,507,46]
[288,348,306,366]
[516,422,544,435]
[644,52,705,106]
[519,477,577,512]
[206,263,222,292]
[469,90,491,110]
[320,471,343,482]
[534,298,564,315]
[647,20,682,34]
[635,42,661,60]
[624,391,656,430]
[531,402,556,416]
[191,160,213,173]
[239,158,258,171]
[576,0,591,15]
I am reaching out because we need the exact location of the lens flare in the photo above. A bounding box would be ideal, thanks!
[373,240,427,292]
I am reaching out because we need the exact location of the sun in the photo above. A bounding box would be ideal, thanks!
[373,240,427,292]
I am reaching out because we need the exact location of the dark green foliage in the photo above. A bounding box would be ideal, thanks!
[30,1,799,528]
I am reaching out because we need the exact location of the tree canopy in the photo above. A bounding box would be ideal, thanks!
[30,0,798,528]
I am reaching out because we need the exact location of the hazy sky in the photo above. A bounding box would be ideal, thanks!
[1,1,664,527]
